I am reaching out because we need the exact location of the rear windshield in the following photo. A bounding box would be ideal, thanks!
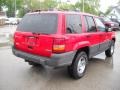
[17,13,58,34]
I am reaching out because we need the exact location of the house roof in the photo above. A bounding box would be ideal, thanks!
[115,8,120,14]
[109,5,120,14]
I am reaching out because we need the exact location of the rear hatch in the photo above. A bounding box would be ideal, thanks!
[14,13,58,57]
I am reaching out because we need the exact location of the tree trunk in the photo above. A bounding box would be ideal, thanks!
[0,7,2,11]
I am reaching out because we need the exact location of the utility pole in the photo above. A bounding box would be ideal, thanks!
[39,0,45,10]
[82,0,84,12]
[39,0,41,10]
[14,0,16,17]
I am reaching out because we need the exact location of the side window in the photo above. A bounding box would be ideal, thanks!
[66,14,82,34]
[83,16,89,32]
[94,18,106,32]
[85,16,96,32]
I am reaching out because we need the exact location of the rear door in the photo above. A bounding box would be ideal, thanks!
[65,14,83,51]
[83,16,100,57]
[15,13,58,57]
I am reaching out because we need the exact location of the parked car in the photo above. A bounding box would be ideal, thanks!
[110,18,120,26]
[5,17,18,25]
[5,18,10,25]
[100,17,120,31]
[12,11,116,79]
[9,17,18,25]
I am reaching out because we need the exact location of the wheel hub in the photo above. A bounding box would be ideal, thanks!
[77,56,86,74]
[111,45,114,54]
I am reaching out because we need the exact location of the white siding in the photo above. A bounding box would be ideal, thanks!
[108,8,120,19]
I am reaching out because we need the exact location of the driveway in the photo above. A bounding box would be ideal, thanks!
[0,26,120,90]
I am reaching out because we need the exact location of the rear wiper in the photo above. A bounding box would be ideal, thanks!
[32,32,40,35]
[32,32,49,35]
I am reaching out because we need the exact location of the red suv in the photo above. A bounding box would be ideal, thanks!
[12,11,115,79]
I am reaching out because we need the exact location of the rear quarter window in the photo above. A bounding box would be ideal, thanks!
[66,14,82,34]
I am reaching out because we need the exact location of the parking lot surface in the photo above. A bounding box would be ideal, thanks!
[0,26,120,90]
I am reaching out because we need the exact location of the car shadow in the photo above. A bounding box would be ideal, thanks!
[28,65,73,81]
[89,56,114,68]
[26,56,114,82]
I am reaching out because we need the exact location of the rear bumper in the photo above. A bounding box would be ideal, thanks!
[12,47,76,67]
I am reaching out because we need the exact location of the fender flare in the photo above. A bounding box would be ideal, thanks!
[73,41,90,50]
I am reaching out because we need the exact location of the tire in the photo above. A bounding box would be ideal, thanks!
[68,51,88,79]
[105,40,115,57]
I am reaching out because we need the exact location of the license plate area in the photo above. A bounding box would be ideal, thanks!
[27,36,37,49]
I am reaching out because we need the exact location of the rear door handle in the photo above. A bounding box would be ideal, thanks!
[99,34,103,37]
[86,35,91,38]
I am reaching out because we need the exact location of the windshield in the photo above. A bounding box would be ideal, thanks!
[17,13,58,34]
[103,17,111,22]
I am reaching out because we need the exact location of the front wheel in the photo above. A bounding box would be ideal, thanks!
[68,51,88,79]
[105,40,115,57]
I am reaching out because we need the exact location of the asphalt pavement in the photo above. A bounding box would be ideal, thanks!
[0,26,120,90]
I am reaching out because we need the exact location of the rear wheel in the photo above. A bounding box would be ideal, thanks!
[105,40,115,57]
[68,51,88,79]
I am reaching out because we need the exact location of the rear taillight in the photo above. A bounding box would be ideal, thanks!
[53,38,66,53]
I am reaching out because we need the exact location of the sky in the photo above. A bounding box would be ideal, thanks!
[100,0,119,12]
[60,0,119,13]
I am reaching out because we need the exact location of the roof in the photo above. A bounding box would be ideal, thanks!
[28,11,96,17]
[109,6,120,14]
[115,8,120,14]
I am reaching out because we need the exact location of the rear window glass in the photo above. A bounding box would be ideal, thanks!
[17,13,58,34]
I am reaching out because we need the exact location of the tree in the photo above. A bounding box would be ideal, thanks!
[24,0,58,10]
[58,3,75,11]
[0,0,24,17]
[0,0,100,17]
[0,0,7,11]
[57,0,100,15]
[41,0,58,10]
[74,0,100,15]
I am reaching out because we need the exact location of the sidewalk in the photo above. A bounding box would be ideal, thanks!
[0,25,16,33]
[0,25,16,47]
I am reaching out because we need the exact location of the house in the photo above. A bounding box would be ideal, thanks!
[107,6,120,20]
